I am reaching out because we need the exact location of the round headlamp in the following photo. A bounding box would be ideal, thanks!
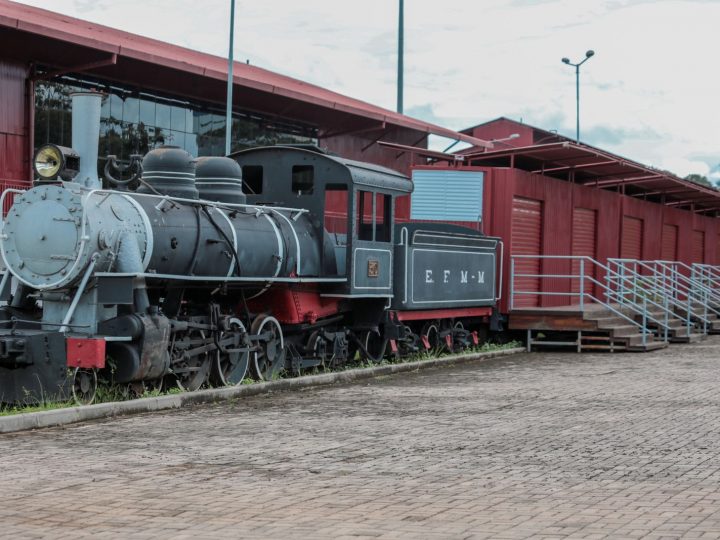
[33,144,79,181]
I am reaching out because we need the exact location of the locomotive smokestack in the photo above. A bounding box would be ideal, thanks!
[71,91,102,189]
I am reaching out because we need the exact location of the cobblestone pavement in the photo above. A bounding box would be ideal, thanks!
[3,339,720,540]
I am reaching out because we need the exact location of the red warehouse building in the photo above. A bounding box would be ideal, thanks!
[388,118,720,319]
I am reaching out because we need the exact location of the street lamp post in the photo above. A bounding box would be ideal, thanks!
[397,0,404,114]
[225,0,236,156]
[562,50,594,143]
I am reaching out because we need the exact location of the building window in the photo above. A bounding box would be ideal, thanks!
[34,76,318,175]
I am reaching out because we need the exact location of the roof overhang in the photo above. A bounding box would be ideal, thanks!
[454,141,720,212]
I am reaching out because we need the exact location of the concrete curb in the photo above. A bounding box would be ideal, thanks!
[0,347,525,434]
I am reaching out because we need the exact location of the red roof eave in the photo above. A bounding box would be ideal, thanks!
[463,141,720,209]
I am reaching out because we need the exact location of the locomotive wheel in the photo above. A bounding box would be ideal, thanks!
[173,329,211,392]
[361,329,386,364]
[212,349,249,386]
[453,321,467,352]
[305,331,326,370]
[71,368,97,405]
[211,320,250,386]
[439,320,455,353]
[250,315,285,381]
[420,321,440,353]
[212,339,250,386]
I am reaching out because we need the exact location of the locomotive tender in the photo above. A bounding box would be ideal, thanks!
[0,92,500,405]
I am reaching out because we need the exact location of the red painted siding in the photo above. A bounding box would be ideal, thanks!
[0,59,28,182]
[467,119,534,148]
[571,208,597,297]
[511,197,542,308]
[661,224,678,261]
[621,216,643,259]
[692,230,705,263]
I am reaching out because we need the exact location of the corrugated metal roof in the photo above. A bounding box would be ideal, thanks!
[458,118,720,212]
[0,0,491,148]
[452,139,720,213]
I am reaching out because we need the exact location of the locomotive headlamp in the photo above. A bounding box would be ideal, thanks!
[33,144,80,181]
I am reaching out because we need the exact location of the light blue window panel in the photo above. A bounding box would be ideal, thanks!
[410,169,484,221]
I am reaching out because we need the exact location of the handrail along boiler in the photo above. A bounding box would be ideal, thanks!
[0,92,501,405]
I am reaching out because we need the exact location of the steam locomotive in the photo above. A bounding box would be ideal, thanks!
[0,92,500,405]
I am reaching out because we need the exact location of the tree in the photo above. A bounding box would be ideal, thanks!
[685,173,712,186]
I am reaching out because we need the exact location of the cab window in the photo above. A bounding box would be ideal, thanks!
[356,190,391,242]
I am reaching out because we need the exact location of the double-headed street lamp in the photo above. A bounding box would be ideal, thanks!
[562,50,595,143]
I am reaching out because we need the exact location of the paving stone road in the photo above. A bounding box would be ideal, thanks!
[2,338,720,539]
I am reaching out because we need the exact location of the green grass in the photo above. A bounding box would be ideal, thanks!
[0,340,522,417]
[0,401,75,417]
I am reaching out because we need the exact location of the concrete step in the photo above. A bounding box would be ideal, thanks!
[626,340,668,352]
[586,316,626,326]
[674,308,719,321]
[598,324,642,338]
[638,315,686,328]
[669,332,706,344]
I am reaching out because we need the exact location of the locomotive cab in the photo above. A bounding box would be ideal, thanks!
[231,146,413,296]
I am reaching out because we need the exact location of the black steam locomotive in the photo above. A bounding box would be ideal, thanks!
[0,92,500,405]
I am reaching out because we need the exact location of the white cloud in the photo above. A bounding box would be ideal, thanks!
[658,157,710,178]
[13,0,720,178]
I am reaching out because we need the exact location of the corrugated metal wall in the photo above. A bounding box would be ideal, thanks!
[661,224,678,261]
[621,216,643,260]
[511,197,542,307]
[571,208,597,297]
[693,230,705,263]
[483,169,720,313]
[0,59,29,182]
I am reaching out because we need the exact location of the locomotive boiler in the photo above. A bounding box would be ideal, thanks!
[0,91,501,406]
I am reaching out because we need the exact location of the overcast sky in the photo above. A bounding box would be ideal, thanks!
[16,0,720,181]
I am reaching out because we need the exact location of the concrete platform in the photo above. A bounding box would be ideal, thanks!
[3,338,720,538]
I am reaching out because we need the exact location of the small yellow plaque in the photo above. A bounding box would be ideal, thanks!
[367,260,379,277]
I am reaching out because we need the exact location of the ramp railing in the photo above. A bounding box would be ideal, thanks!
[692,264,720,301]
[613,259,720,334]
[510,255,665,345]
[608,259,702,335]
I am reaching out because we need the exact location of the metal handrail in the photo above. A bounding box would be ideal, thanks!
[608,258,702,335]
[652,260,720,312]
[692,264,720,295]
[511,254,661,344]
[609,259,696,338]
[655,261,720,333]
[614,259,720,333]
